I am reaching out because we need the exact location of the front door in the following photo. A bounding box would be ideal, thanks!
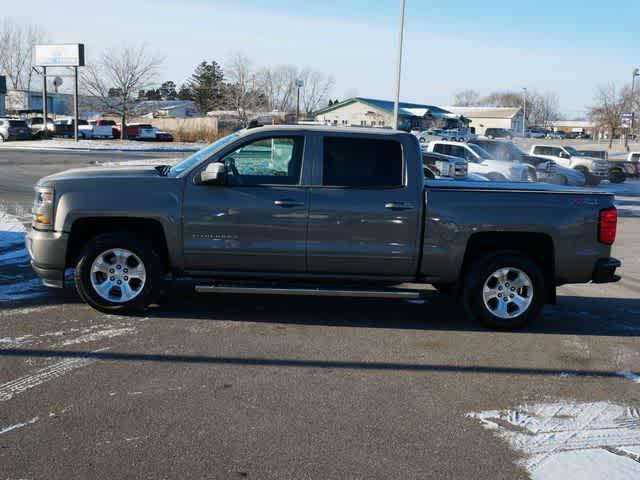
[306,134,421,276]
[182,134,309,272]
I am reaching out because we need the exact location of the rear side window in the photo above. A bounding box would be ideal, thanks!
[631,153,639,161]
[322,137,403,187]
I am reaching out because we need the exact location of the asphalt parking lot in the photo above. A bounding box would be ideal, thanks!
[1,150,639,479]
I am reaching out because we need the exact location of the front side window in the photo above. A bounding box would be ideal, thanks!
[323,136,403,187]
[223,136,304,186]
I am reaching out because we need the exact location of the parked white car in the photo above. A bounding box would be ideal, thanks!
[426,141,534,181]
[529,145,608,185]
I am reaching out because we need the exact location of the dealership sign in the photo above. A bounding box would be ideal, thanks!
[621,112,634,129]
[34,44,85,67]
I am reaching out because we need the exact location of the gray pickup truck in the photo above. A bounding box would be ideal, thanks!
[26,126,621,329]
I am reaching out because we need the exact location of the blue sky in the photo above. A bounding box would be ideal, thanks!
[5,0,639,117]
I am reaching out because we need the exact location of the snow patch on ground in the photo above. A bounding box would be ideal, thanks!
[0,416,39,435]
[57,327,136,346]
[0,209,47,302]
[0,139,201,153]
[617,371,640,384]
[0,210,26,233]
[0,355,99,402]
[468,401,640,479]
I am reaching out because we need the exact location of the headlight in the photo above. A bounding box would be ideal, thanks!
[32,186,55,230]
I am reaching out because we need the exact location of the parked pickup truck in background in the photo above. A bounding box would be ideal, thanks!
[579,150,639,183]
[426,140,536,181]
[78,119,115,139]
[530,145,608,185]
[26,126,621,329]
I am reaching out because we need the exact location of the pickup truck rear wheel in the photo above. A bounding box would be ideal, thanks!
[463,252,545,329]
[74,233,162,313]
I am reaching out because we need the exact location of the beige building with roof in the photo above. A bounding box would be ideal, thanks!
[443,107,524,136]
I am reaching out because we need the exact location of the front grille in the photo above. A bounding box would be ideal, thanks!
[595,162,609,176]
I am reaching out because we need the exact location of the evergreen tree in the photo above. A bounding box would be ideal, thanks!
[159,80,178,100]
[177,84,193,100]
[186,61,225,112]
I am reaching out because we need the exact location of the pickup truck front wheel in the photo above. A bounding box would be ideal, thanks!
[74,233,162,313]
[463,252,544,329]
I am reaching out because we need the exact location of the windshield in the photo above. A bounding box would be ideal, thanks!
[468,144,492,159]
[168,132,241,177]
[563,145,582,156]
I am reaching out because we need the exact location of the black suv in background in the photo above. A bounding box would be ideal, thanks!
[484,128,513,139]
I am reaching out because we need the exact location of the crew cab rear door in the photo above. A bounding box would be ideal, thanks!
[306,133,421,276]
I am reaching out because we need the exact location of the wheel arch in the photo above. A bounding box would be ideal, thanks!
[66,217,170,271]
[461,232,556,304]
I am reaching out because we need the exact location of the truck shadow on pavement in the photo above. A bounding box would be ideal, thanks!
[1,289,639,337]
[148,291,640,337]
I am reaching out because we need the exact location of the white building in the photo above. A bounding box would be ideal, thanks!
[314,97,460,131]
[443,107,524,135]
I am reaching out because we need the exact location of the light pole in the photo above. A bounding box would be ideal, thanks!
[522,87,527,137]
[295,79,303,123]
[392,0,406,130]
[629,68,640,149]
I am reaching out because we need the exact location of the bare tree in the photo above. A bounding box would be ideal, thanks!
[0,19,45,91]
[528,91,560,128]
[589,83,627,148]
[479,91,522,108]
[452,89,480,106]
[298,68,334,116]
[256,65,298,112]
[81,46,163,139]
[225,54,266,126]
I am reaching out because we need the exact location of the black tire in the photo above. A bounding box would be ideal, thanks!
[419,137,425,143]
[463,251,545,329]
[74,233,162,313]
[609,170,626,184]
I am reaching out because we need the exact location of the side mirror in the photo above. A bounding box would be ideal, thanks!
[199,163,227,185]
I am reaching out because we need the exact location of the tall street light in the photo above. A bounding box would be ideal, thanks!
[522,87,527,137]
[629,68,640,149]
[392,0,406,130]
[295,79,303,124]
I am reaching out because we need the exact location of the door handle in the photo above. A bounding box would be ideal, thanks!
[274,199,305,208]
[385,202,415,211]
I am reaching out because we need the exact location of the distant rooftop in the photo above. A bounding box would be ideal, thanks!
[444,106,522,119]
[315,97,452,118]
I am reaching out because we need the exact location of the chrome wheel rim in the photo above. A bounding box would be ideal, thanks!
[482,267,533,319]
[90,248,146,303]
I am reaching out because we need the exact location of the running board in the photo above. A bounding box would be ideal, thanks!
[194,285,422,299]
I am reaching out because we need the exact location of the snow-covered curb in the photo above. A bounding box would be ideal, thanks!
[0,139,202,153]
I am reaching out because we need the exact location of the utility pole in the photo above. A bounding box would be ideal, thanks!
[74,66,79,142]
[41,66,48,139]
[522,87,527,137]
[627,68,639,151]
[393,0,406,130]
[295,79,303,124]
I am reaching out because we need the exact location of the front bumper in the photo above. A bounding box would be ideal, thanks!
[25,228,69,288]
[592,257,621,284]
